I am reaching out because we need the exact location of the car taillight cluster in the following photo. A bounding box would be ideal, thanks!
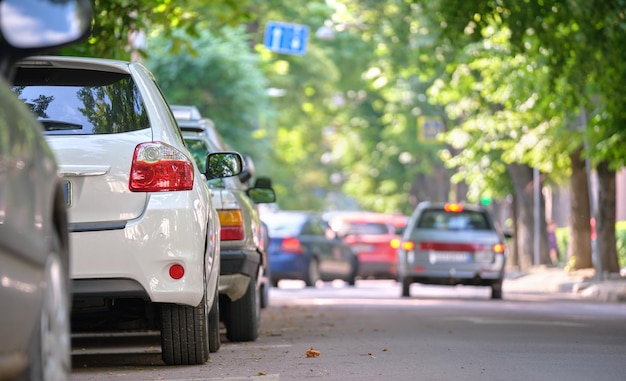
[129,142,194,192]
[409,241,505,253]
[281,237,303,254]
[218,210,245,241]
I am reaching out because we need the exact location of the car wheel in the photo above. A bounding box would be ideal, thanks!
[160,292,210,365]
[208,287,221,353]
[401,277,411,297]
[304,258,320,287]
[346,256,359,286]
[260,281,270,309]
[224,277,260,342]
[491,281,503,300]
[22,235,71,381]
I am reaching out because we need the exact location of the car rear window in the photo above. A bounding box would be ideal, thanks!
[264,214,308,237]
[416,209,490,231]
[13,68,149,135]
[338,222,390,236]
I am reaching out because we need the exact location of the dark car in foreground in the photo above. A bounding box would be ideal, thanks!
[397,202,507,299]
[262,211,358,287]
[0,0,92,379]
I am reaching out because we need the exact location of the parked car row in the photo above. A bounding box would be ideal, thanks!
[1,0,277,378]
[262,203,508,300]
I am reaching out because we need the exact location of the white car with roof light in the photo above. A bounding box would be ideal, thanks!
[173,105,276,343]
[397,202,508,299]
[13,56,243,365]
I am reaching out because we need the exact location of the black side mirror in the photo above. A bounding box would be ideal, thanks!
[246,187,276,204]
[204,151,244,180]
[254,176,273,189]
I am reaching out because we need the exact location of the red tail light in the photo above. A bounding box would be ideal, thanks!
[129,142,194,192]
[281,237,303,254]
[390,237,401,249]
[218,210,245,241]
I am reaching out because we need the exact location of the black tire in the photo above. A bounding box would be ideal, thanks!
[160,294,210,365]
[346,256,359,286]
[491,281,503,300]
[401,277,411,297]
[304,257,320,287]
[224,278,260,342]
[260,281,270,309]
[208,288,221,353]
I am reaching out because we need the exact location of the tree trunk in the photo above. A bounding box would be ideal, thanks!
[507,193,520,271]
[506,163,551,270]
[567,147,593,269]
[596,160,620,273]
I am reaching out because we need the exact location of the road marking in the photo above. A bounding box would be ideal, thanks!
[445,316,587,327]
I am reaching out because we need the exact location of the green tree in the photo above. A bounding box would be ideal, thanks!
[145,27,271,161]
[415,0,626,272]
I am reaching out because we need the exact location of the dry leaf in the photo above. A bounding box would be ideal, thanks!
[306,347,321,358]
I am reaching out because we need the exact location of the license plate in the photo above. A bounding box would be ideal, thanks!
[63,180,72,207]
[474,251,494,262]
[352,244,374,252]
[429,252,470,263]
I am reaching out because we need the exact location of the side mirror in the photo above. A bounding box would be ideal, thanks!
[246,187,276,204]
[0,0,93,80]
[254,176,273,189]
[205,151,244,180]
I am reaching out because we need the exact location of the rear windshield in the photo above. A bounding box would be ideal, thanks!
[13,68,149,135]
[264,213,308,237]
[416,209,491,231]
[337,222,390,236]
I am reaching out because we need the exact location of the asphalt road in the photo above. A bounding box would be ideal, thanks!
[70,280,626,381]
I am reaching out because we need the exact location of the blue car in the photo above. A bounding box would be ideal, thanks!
[262,211,358,287]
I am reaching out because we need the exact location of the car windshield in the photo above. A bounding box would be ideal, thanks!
[264,213,307,237]
[416,209,490,231]
[184,137,226,188]
[13,68,149,135]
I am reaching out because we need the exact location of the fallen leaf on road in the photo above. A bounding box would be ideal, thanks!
[306,347,321,358]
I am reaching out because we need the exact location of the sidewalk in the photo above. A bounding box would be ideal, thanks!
[503,266,626,303]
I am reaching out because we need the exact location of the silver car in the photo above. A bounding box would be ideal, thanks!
[0,0,91,379]
[174,105,276,343]
[397,202,508,299]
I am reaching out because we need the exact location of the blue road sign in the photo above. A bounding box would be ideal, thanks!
[263,21,310,56]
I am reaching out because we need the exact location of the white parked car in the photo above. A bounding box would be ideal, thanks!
[0,0,92,379]
[13,56,243,365]
[173,105,276,343]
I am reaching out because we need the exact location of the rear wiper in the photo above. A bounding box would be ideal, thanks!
[39,119,83,131]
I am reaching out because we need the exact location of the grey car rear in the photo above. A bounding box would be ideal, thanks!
[397,202,507,299]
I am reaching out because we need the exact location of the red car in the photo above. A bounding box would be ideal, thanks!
[328,212,407,279]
